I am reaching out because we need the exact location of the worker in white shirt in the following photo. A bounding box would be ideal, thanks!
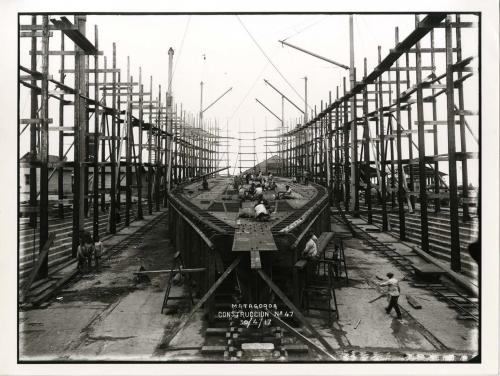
[254,200,270,221]
[302,232,318,259]
[379,272,402,319]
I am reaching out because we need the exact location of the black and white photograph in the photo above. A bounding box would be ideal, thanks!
[1,0,499,375]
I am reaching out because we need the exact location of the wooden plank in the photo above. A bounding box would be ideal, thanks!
[48,126,74,132]
[250,250,262,269]
[133,267,206,275]
[406,296,423,309]
[232,222,277,252]
[21,233,55,301]
[201,345,227,353]
[21,118,53,124]
[317,232,334,254]
[162,256,242,347]
[205,328,227,336]
[29,50,104,55]
[20,31,54,38]
[257,269,336,354]
[59,68,120,73]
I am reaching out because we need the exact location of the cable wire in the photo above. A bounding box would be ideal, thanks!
[228,61,270,121]
[170,15,191,88]
[236,15,312,113]
[282,15,328,42]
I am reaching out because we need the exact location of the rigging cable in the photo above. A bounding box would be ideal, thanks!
[170,15,191,89]
[236,15,313,113]
[282,15,328,42]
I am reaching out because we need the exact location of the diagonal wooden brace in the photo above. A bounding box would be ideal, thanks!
[257,269,336,354]
[163,255,242,347]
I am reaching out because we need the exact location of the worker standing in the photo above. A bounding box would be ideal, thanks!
[379,272,402,319]
[302,231,318,259]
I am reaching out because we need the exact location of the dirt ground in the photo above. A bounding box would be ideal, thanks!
[19,213,478,362]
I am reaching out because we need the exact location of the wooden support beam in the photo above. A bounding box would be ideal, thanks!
[265,308,335,360]
[20,31,54,38]
[21,232,56,301]
[257,269,336,354]
[162,256,242,347]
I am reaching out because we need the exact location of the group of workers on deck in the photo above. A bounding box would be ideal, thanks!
[233,171,297,222]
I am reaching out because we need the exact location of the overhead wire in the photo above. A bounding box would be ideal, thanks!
[282,15,328,42]
[236,15,313,114]
[227,61,270,121]
[170,15,191,89]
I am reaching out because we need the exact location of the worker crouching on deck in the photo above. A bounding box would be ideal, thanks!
[254,199,271,221]
[379,272,402,319]
[201,176,209,190]
[277,184,293,199]
[254,183,263,201]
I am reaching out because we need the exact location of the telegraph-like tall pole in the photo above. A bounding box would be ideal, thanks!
[349,14,358,213]
[166,47,175,193]
[199,81,204,128]
[303,76,308,124]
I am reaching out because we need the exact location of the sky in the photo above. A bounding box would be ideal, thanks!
[18,13,479,184]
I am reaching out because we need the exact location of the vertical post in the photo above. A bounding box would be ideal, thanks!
[73,15,87,252]
[125,57,132,226]
[100,56,107,212]
[363,58,372,224]
[199,81,204,177]
[84,54,90,218]
[415,15,430,254]
[303,76,308,124]
[92,25,100,240]
[109,43,117,234]
[334,86,340,200]
[455,15,470,221]
[395,27,406,240]
[343,77,350,210]
[378,46,388,231]
[166,47,175,194]
[147,76,153,214]
[445,15,461,271]
[38,15,50,277]
[137,67,144,220]
[116,70,122,213]
[327,92,333,192]
[155,86,162,211]
[349,14,359,215]
[430,29,441,213]
[405,52,415,208]
[57,31,65,219]
[388,70,396,210]
[29,15,38,228]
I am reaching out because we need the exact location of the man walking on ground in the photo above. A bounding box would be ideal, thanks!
[379,272,402,319]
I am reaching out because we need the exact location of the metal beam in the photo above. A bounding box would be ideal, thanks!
[279,39,349,70]
[264,79,304,114]
[201,87,232,114]
[255,98,282,122]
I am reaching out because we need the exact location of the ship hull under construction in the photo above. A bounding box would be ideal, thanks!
[167,176,330,320]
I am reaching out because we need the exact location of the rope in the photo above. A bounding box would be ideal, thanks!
[170,15,191,89]
[236,16,312,113]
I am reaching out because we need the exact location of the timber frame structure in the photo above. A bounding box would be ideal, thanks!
[18,15,221,281]
[18,13,479,283]
[279,13,479,273]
